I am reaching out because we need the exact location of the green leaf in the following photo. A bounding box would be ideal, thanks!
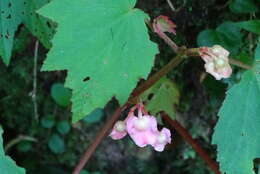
[197,22,242,55]
[212,68,260,174]
[56,120,71,135]
[236,20,260,35]
[41,115,55,128]
[22,0,55,48]
[0,0,23,65]
[83,108,104,124]
[0,127,26,174]
[48,134,65,154]
[141,78,179,119]
[38,0,158,122]
[229,0,259,13]
[51,83,72,107]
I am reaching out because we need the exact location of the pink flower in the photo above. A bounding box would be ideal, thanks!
[153,15,176,35]
[152,128,171,152]
[110,103,172,152]
[199,45,232,80]
[110,120,127,140]
[126,113,158,147]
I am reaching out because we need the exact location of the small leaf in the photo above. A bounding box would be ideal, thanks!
[56,120,71,135]
[236,20,260,35]
[197,30,222,46]
[38,0,158,122]
[83,108,104,124]
[51,83,72,107]
[41,115,55,128]
[197,22,242,55]
[48,134,65,154]
[141,78,179,119]
[229,0,259,13]
[0,127,26,174]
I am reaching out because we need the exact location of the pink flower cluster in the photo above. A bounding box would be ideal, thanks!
[110,104,171,152]
[199,45,232,80]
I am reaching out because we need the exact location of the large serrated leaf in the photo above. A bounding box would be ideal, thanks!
[38,0,158,122]
[0,127,25,174]
[212,67,260,174]
[0,0,23,65]
[141,78,179,119]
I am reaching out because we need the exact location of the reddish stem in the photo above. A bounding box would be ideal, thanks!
[156,31,179,53]
[72,106,125,174]
[161,113,221,174]
[130,53,184,101]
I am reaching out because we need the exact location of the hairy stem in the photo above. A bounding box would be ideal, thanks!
[157,31,179,53]
[32,40,39,121]
[129,53,185,102]
[229,58,251,70]
[161,113,221,174]
[166,0,176,12]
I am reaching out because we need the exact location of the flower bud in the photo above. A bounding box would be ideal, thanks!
[199,45,232,80]
[115,121,126,132]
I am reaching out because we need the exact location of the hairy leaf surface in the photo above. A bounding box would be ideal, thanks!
[38,0,158,122]
[0,127,25,174]
[212,65,260,174]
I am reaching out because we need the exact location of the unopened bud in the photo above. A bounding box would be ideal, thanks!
[115,121,126,132]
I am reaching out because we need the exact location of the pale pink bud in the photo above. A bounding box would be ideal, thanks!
[110,120,127,140]
[153,15,176,35]
[152,128,171,152]
[199,45,232,80]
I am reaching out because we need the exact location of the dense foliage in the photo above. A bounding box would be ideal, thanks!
[0,0,260,174]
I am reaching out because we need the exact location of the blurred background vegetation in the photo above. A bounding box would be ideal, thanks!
[0,0,259,173]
